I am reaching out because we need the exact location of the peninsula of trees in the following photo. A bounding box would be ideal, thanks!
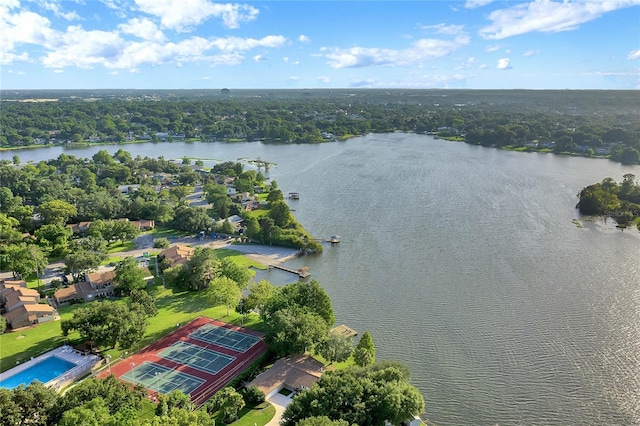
[577,174,640,230]
[1,89,639,165]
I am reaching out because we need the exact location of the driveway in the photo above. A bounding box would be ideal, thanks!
[265,393,293,426]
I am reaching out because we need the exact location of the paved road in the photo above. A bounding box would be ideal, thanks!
[0,233,300,286]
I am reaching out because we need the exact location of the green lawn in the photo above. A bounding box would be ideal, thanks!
[147,226,192,239]
[0,305,82,372]
[107,240,136,253]
[212,402,276,425]
[214,248,267,270]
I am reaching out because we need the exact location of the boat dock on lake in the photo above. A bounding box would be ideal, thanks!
[269,264,310,278]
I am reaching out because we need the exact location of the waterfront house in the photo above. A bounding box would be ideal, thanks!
[246,354,324,400]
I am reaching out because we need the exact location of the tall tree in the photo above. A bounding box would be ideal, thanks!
[113,256,146,295]
[317,332,354,365]
[207,276,242,316]
[354,331,376,367]
[37,199,77,225]
[282,363,424,426]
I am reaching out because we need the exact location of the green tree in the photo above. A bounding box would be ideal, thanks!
[297,417,350,426]
[61,375,145,416]
[37,199,77,225]
[130,289,158,317]
[7,381,59,426]
[181,247,219,291]
[65,248,105,281]
[317,332,354,365]
[265,307,329,357]
[207,276,242,316]
[269,200,293,227]
[282,363,424,426]
[61,301,148,349]
[213,387,245,423]
[218,258,252,289]
[35,223,73,257]
[243,279,276,312]
[113,256,146,295]
[58,397,113,426]
[354,331,376,367]
[153,237,170,249]
[1,243,48,281]
[0,316,6,334]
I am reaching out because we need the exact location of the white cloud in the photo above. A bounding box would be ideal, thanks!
[318,76,330,83]
[523,49,540,56]
[291,60,300,65]
[42,1,81,20]
[298,34,310,42]
[465,0,494,8]
[497,58,512,69]
[253,54,266,61]
[209,35,287,52]
[324,35,470,68]
[0,3,56,64]
[421,23,465,35]
[118,18,165,42]
[53,69,64,73]
[628,49,640,60]
[288,76,300,81]
[134,0,259,31]
[479,0,640,39]
[485,44,500,52]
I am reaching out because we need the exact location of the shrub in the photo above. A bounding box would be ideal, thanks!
[242,385,265,405]
[153,237,170,249]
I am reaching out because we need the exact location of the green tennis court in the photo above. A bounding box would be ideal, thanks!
[158,341,236,375]
[188,323,261,352]
[121,362,204,395]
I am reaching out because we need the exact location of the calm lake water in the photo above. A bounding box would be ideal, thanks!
[4,135,640,425]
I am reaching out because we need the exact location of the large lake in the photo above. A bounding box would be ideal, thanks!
[4,135,639,425]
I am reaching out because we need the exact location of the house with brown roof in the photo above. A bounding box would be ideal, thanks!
[158,244,195,268]
[86,270,116,297]
[53,282,98,306]
[66,221,92,235]
[0,282,40,313]
[3,304,57,329]
[131,219,155,230]
[1,280,58,329]
[247,354,324,399]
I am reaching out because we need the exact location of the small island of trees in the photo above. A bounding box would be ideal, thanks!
[577,174,640,230]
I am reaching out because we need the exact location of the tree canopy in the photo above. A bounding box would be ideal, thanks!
[281,362,425,426]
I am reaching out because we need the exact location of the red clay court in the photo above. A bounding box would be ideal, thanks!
[103,317,267,406]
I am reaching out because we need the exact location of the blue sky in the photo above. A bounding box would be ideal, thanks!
[1,0,639,90]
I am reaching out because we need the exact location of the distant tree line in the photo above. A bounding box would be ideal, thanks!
[1,90,638,164]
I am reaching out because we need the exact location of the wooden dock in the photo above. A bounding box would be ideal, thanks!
[269,264,310,278]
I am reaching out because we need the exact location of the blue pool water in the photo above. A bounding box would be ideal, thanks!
[0,356,76,389]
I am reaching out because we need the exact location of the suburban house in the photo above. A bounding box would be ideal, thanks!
[86,270,116,297]
[53,282,98,306]
[54,266,153,306]
[130,219,155,230]
[66,221,92,235]
[158,244,195,268]
[1,280,58,329]
[246,354,324,400]
[117,184,141,194]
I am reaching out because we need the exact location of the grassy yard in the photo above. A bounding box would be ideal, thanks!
[106,240,136,253]
[0,305,82,372]
[212,402,276,425]
[146,226,192,239]
[214,248,268,270]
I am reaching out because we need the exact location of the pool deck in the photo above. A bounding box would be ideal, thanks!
[0,345,99,387]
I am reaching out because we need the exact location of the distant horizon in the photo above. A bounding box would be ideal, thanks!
[2,1,639,91]
[2,87,639,93]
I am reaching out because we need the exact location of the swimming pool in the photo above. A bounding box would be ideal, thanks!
[0,356,76,389]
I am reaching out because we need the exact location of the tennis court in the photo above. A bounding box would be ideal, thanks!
[158,341,236,375]
[121,361,204,395]
[189,323,262,352]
